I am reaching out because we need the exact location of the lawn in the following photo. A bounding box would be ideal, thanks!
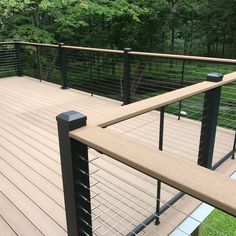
[200,209,236,235]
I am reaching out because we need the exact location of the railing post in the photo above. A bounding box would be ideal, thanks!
[58,43,68,89]
[36,45,42,82]
[123,48,132,105]
[198,73,223,169]
[178,60,186,120]
[155,106,165,224]
[89,51,94,96]
[56,111,92,236]
[159,106,165,151]
[14,42,23,76]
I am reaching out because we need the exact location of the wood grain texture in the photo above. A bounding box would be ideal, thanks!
[70,125,236,216]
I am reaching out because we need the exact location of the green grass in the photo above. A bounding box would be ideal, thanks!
[200,209,236,235]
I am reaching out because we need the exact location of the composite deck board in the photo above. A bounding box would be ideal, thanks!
[0,215,17,236]
[0,174,66,236]
[0,146,64,207]
[0,192,42,236]
[0,76,235,235]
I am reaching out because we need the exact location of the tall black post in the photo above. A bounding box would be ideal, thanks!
[159,107,165,151]
[155,106,165,224]
[123,48,132,105]
[89,51,94,96]
[36,46,42,82]
[178,60,186,120]
[198,73,223,169]
[56,111,92,236]
[59,43,68,89]
[14,42,23,76]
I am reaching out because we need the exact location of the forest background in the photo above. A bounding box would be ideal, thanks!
[0,0,236,58]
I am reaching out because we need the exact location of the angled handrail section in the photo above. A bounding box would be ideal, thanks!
[88,71,236,127]
[70,71,236,216]
[56,71,236,235]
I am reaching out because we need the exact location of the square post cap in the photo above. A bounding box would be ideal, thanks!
[206,73,223,82]
[56,110,87,130]
[124,48,132,52]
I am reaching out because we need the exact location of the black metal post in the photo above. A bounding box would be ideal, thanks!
[155,180,161,225]
[36,46,42,82]
[123,48,132,105]
[56,111,92,236]
[232,132,236,160]
[89,51,94,96]
[198,73,223,169]
[59,43,68,89]
[155,106,165,224]
[159,107,165,151]
[178,60,186,120]
[14,42,23,76]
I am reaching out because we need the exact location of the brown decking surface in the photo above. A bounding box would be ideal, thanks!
[0,76,235,236]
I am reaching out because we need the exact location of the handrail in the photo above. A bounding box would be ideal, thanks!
[1,41,236,63]
[89,71,236,127]
[70,125,236,216]
[16,41,59,48]
[130,51,236,64]
[69,71,236,216]
[63,45,123,54]
[0,41,16,45]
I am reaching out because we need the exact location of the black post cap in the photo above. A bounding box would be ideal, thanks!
[206,73,223,82]
[56,110,87,130]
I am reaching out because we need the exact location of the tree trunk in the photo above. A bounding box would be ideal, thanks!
[222,35,226,57]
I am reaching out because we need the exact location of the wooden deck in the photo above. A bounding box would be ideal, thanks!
[0,76,235,236]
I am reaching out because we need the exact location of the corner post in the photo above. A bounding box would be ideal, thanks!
[58,43,68,89]
[56,111,92,236]
[14,42,23,76]
[123,48,132,105]
[198,73,223,168]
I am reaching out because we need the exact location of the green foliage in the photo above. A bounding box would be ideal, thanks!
[0,0,236,58]
[200,209,236,235]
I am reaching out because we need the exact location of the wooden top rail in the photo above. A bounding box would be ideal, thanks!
[70,125,236,216]
[17,41,59,48]
[0,41,123,53]
[1,41,236,63]
[130,51,236,64]
[89,71,236,127]
[0,41,17,45]
[63,45,123,54]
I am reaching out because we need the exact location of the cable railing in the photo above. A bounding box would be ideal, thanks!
[1,41,235,128]
[56,71,236,235]
[0,41,235,235]
[0,41,234,166]
[0,43,19,77]
[0,41,235,128]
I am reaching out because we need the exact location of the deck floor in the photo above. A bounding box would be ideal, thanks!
[0,76,235,236]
